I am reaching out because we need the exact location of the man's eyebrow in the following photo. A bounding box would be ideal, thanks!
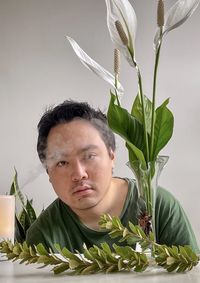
[47,145,99,160]
[78,144,99,153]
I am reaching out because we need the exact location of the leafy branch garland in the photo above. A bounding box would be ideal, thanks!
[0,214,199,275]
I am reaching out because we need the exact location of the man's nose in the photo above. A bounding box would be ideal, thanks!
[71,160,88,181]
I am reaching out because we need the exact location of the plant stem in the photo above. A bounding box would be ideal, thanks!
[136,65,149,164]
[114,74,121,106]
[150,30,162,160]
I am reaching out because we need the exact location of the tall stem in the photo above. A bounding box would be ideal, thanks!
[150,33,162,161]
[136,65,149,165]
[114,74,121,106]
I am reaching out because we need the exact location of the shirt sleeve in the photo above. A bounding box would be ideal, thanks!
[155,187,199,253]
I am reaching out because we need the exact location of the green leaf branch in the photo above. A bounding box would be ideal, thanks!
[0,214,199,275]
[99,214,200,272]
[0,240,148,275]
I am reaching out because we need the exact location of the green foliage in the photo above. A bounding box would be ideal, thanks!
[131,94,153,135]
[107,88,174,217]
[151,99,174,160]
[0,214,199,275]
[107,92,147,158]
[154,245,199,272]
[9,169,38,242]
[107,92,174,167]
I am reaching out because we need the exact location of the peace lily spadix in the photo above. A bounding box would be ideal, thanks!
[66,0,199,237]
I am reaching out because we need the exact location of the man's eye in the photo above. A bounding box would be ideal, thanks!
[57,161,68,167]
[86,153,96,160]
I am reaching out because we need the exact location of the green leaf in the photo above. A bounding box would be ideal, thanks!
[14,216,26,243]
[37,255,53,264]
[106,265,118,273]
[18,198,37,234]
[166,262,179,272]
[107,93,146,155]
[117,258,124,271]
[9,168,24,205]
[113,244,133,259]
[126,141,146,168]
[131,93,153,134]
[179,246,190,262]
[151,98,174,160]
[109,230,122,238]
[25,198,37,224]
[183,245,199,262]
[58,246,82,262]
[29,246,36,257]
[69,259,81,269]
[83,248,96,261]
[100,242,112,255]
[81,264,98,275]
[126,236,140,245]
[18,251,30,259]
[53,263,69,274]
[176,263,187,273]
[18,207,32,234]
[13,245,22,255]
[36,243,49,256]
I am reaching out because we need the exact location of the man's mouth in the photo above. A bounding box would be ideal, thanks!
[72,184,94,197]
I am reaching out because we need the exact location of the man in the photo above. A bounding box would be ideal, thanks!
[26,100,199,253]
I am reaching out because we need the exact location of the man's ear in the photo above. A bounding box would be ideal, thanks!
[46,168,52,183]
[109,149,115,161]
[109,149,115,174]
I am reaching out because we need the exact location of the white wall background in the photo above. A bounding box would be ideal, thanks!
[0,0,199,245]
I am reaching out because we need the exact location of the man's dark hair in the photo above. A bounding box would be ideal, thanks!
[37,100,116,163]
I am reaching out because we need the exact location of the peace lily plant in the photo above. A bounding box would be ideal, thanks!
[67,0,200,235]
[1,0,200,275]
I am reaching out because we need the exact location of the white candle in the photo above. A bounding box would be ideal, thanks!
[0,195,15,243]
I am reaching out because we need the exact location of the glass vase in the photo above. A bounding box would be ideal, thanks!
[127,155,169,242]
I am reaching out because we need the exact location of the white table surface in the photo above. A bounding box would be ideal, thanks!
[0,258,200,283]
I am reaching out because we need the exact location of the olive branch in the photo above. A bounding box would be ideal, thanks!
[0,214,199,275]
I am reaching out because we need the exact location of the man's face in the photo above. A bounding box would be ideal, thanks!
[45,119,115,213]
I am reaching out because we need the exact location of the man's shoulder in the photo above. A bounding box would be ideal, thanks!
[155,186,182,216]
[40,198,61,216]
[118,177,136,188]
[157,186,178,203]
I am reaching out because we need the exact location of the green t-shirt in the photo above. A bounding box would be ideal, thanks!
[26,178,199,253]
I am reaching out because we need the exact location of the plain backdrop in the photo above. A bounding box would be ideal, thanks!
[0,0,199,246]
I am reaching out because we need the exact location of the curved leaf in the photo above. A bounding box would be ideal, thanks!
[126,141,146,168]
[131,94,153,134]
[107,93,146,154]
[151,99,174,160]
[25,198,37,224]
[10,168,25,206]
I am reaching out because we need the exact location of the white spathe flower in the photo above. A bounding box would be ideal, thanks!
[154,0,200,49]
[66,36,124,95]
[105,0,137,66]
